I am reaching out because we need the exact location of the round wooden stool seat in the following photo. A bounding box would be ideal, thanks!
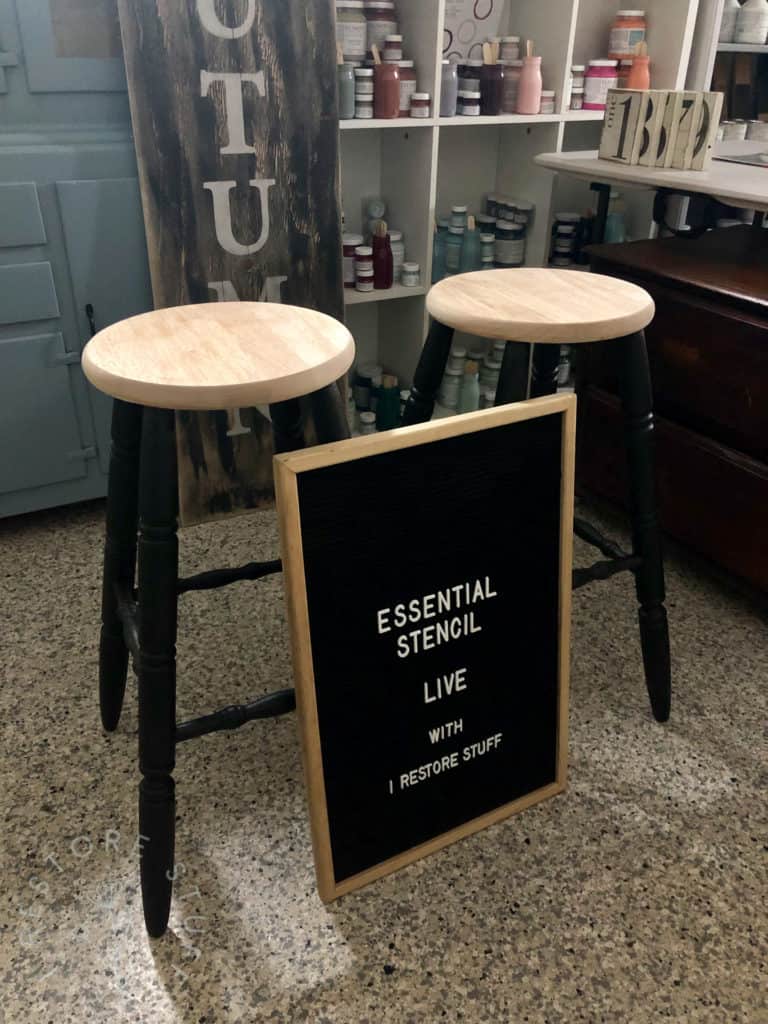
[82,302,355,410]
[426,268,655,344]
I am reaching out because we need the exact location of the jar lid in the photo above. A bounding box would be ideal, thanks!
[357,269,374,277]
[412,92,430,100]
[448,226,465,235]
[355,96,374,103]
[343,233,364,245]
[556,225,576,234]
[515,200,534,211]
[399,389,411,400]
[619,59,634,66]
[451,346,467,358]
[589,59,619,67]
[556,212,581,222]
[337,1,364,6]
[485,358,503,370]
[385,34,403,42]
[445,367,463,377]
[541,90,555,97]
[495,219,517,230]
[616,10,645,16]
[501,59,524,66]
[469,348,486,359]
[572,88,585,94]
[389,229,403,241]
[465,59,484,67]
[398,60,414,67]
[360,411,376,424]
[480,233,496,243]
[452,205,468,212]
[481,255,494,263]
[502,35,520,42]
[364,1,395,7]
[488,36,503,43]
[355,245,373,255]
[436,217,450,227]
[355,67,374,75]
[458,90,481,99]
[402,261,420,272]
[571,64,586,71]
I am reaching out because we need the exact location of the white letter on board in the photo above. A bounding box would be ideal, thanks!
[200,71,265,156]
[196,0,256,39]
[204,178,276,256]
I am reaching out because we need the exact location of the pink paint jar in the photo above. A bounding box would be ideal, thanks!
[583,59,618,111]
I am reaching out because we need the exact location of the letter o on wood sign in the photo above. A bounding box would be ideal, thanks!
[117,0,343,525]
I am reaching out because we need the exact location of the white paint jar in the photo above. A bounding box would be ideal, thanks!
[720,0,741,42]
[401,262,421,287]
[540,90,556,114]
[747,119,768,141]
[439,368,462,408]
[355,95,374,118]
[359,411,377,434]
[355,270,374,292]
[389,229,405,282]
[722,120,748,140]
[734,0,768,44]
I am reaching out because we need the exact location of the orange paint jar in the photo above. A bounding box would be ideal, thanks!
[608,10,647,60]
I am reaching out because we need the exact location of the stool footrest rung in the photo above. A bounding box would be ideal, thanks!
[574,516,628,561]
[177,558,282,594]
[114,582,140,662]
[175,689,296,743]
[573,555,642,590]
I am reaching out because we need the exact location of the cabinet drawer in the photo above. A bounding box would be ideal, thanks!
[0,332,90,495]
[0,262,60,325]
[0,183,46,247]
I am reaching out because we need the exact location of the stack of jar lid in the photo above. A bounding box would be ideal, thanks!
[550,212,582,268]
[350,362,407,434]
[719,118,768,143]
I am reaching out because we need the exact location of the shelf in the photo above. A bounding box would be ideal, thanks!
[717,43,768,54]
[344,284,427,305]
[439,113,562,127]
[562,110,605,123]
[340,117,435,130]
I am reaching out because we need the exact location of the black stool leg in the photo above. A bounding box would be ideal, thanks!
[619,330,671,723]
[309,382,350,443]
[495,342,532,405]
[401,319,455,426]
[270,398,306,454]
[99,400,142,731]
[530,345,561,399]
[137,407,178,937]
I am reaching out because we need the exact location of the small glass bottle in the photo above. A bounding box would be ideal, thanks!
[338,64,356,120]
[458,361,480,413]
[460,218,483,272]
[480,63,504,116]
[445,226,464,275]
[516,55,542,115]
[372,230,393,288]
[440,60,459,117]
[432,228,447,283]
[389,229,405,283]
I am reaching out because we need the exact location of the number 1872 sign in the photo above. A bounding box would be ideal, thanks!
[276,395,575,901]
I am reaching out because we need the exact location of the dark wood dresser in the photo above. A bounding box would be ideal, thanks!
[581,226,768,592]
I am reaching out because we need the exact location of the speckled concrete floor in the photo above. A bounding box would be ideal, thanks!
[0,500,765,1024]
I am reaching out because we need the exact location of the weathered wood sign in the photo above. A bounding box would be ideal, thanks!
[276,395,576,900]
[116,0,342,524]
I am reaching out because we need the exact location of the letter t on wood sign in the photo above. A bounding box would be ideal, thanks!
[116,0,344,526]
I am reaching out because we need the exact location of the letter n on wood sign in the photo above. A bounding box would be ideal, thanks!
[116,0,343,525]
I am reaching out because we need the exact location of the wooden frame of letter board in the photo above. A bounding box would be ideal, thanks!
[274,394,576,902]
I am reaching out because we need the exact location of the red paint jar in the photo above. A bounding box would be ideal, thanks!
[374,62,400,118]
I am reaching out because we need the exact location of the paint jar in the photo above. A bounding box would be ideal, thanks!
[458,90,481,116]
[336,1,367,63]
[445,227,464,274]
[720,0,740,42]
[397,60,417,114]
[617,59,634,90]
[372,231,393,288]
[383,34,403,62]
[440,60,459,117]
[480,63,504,116]
[374,61,401,118]
[721,120,748,140]
[479,357,502,391]
[355,244,373,274]
[458,59,483,92]
[355,95,374,118]
[354,66,374,95]
[376,373,401,430]
[458,361,481,413]
[627,55,650,90]
[609,10,647,59]
[359,411,377,434]
[501,60,523,113]
[476,214,497,233]
[496,198,516,223]
[570,89,584,111]
[747,119,768,142]
[480,233,496,261]
[514,199,534,228]
[338,64,356,119]
[401,262,421,287]
[540,90,556,114]
[485,195,499,217]
[439,368,462,409]
[571,65,586,91]
[364,0,398,54]
[583,60,619,111]
[451,205,468,228]
[389,229,405,282]
[343,233,364,287]
[501,36,521,61]
[517,55,542,115]
[734,0,768,44]
[410,93,431,118]
[494,220,526,267]
[355,269,374,292]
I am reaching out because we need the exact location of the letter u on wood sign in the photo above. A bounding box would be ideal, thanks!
[116,0,343,525]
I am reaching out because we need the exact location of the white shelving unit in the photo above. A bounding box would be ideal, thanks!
[340,0,701,385]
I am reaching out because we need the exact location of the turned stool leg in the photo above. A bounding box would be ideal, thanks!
[530,345,561,399]
[137,407,179,937]
[310,381,351,443]
[401,319,455,426]
[99,400,142,731]
[619,331,672,723]
[495,342,532,404]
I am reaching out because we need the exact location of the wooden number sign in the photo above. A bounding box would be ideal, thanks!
[276,395,576,900]
[117,0,342,525]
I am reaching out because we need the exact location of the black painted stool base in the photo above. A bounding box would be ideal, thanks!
[98,384,349,937]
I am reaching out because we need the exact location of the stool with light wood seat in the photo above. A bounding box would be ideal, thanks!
[402,268,670,723]
[82,302,354,938]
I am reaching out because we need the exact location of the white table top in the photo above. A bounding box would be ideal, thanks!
[535,142,768,213]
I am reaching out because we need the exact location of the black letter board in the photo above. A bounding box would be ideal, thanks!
[275,395,575,901]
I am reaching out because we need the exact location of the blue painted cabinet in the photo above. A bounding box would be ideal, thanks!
[0,0,153,517]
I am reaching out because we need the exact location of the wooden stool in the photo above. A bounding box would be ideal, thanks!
[402,269,670,723]
[82,302,354,937]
